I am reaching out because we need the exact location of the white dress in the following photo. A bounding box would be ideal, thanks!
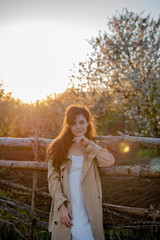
[69,155,94,240]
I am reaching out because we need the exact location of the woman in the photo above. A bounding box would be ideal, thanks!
[47,105,115,240]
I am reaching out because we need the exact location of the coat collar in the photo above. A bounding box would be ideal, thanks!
[65,148,97,183]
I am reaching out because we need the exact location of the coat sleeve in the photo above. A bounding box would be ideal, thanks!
[48,159,68,210]
[86,140,115,168]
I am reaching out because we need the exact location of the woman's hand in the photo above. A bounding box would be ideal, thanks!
[59,203,73,228]
[73,136,90,147]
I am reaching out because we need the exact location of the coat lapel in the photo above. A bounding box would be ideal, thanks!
[81,151,96,183]
[66,148,96,183]
[60,161,68,171]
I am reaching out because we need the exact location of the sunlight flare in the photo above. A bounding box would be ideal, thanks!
[119,142,131,153]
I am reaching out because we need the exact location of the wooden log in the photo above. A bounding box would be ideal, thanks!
[0,160,160,177]
[104,208,131,221]
[10,189,31,196]
[0,196,31,213]
[30,103,39,240]
[96,131,160,149]
[35,220,48,230]
[104,165,160,177]
[103,203,160,220]
[0,137,51,148]
[0,204,49,230]
[0,134,160,149]
[0,179,51,198]
[0,179,32,192]
[1,194,160,222]
[0,202,30,224]
[0,160,47,171]
[104,221,160,230]
[0,137,35,148]
[0,196,49,219]
[0,218,27,239]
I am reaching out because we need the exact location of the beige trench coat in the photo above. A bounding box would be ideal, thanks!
[48,140,115,240]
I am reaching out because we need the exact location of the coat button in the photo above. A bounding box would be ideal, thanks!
[54,221,58,225]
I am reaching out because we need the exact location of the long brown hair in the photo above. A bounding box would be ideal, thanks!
[46,105,97,172]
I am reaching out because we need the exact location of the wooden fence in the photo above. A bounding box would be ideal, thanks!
[0,134,160,239]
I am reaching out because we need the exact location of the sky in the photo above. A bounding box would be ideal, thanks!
[0,0,159,103]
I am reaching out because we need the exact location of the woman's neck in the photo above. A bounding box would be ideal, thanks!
[70,142,85,156]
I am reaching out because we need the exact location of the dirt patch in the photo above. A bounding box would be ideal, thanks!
[1,168,160,212]
[101,175,160,210]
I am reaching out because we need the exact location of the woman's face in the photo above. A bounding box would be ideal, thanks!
[70,114,89,137]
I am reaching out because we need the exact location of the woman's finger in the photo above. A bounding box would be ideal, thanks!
[62,218,67,226]
[73,136,84,145]
[73,136,89,147]
[68,211,73,220]
[64,218,72,228]
[61,215,73,228]
[73,136,83,141]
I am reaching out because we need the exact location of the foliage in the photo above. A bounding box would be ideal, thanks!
[0,189,50,240]
[105,228,160,240]
[0,81,71,138]
[69,8,160,137]
[136,149,160,159]
[0,9,160,138]
[0,81,36,137]
[0,209,51,240]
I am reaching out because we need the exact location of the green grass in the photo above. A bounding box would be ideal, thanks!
[0,168,7,174]
[0,189,14,199]
[0,207,51,240]
[0,189,51,240]
[0,189,159,240]
[104,228,160,240]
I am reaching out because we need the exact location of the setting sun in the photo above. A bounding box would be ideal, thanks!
[0,1,159,103]
[0,21,92,103]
